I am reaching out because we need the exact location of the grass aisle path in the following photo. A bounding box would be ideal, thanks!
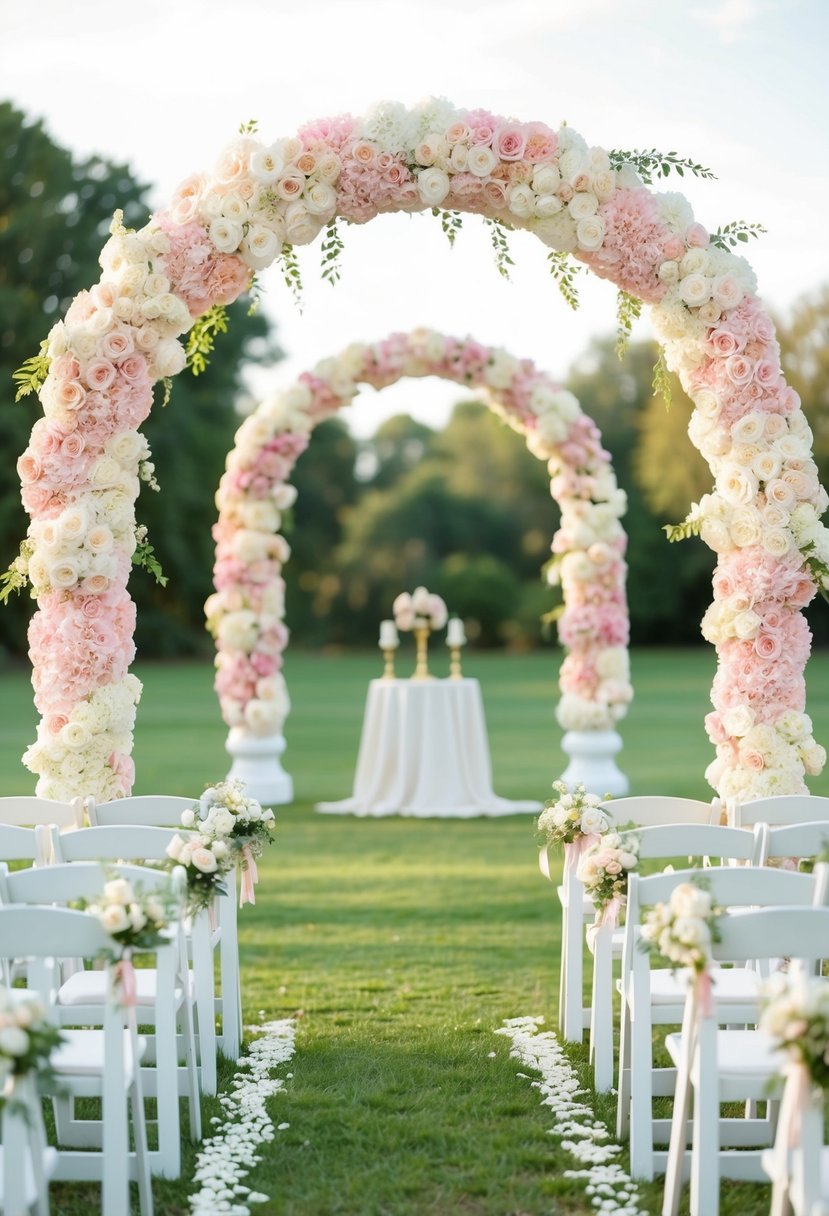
[2,650,828,1213]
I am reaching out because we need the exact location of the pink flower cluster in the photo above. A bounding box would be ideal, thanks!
[208,329,631,736]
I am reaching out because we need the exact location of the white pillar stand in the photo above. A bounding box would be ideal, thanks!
[225,728,293,806]
[559,729,629,797]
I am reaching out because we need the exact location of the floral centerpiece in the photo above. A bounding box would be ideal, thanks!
[640,879,723,1012]
[82,874,174,1004]
[537,781,610,878]
[182,779,275,907]
[760,971,829,1091]
[0,987,63,1108]
[392,586,448,679]
[578,830,640,928]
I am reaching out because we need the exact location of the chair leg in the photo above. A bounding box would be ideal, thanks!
[219,880,242,1060]
[558,902,568,1033]
[629,1005,656,1180]
[154,952,181,1178]
[662,1005,696,1216]
[690,1020,720,1216]
[130,1078,154,1216]
[616,994,631,1140]
[102,1026,130,1216]
[591,929,614,1093]
[192,922,217,1096]
[563,894,584,1043]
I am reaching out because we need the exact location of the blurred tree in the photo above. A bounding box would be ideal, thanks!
[566,336,715,643]
[634,369,710,518]
[0,101,277,659]
[362,413,436,489]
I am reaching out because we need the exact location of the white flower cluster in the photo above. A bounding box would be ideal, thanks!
[537,782,609,847]
[640,881,717,971]
[27,484,137,598]
[181,781,276,840]
[189,1018,295,1214]
[0,989,50,1079]
[495,1017,645,1216]
[392,586,448,632]
[85,875,167,940]
[24,675,142,802]
[759,970,829,1050]
[166,829,231,877]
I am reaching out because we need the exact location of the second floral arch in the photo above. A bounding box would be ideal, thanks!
[206,329,632,745]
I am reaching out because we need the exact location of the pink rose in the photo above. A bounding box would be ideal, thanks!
[725,354,754,385]
[686,222,709,248]
[709,329,740,357]
[494,125,527,162]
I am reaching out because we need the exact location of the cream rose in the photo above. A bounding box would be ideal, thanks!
[208,218,244,254]
[679,273,711,308]
[575,216,605,251]
[417,168,451,206]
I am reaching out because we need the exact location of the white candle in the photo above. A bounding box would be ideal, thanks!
[379,620,399,649]
[446,618,466,647]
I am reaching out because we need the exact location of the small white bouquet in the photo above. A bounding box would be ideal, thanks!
[0,986,63,1105]
[181,780,275,907]
[578,831,640,925]
[640,879,723,1013]
[760,970,829,1091]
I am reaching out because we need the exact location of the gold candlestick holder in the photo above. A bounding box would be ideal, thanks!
[382,648,397,680]
[412,625,433,680]
[449,645,463,680]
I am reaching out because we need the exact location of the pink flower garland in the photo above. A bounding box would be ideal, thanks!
[206,330,631,737]
[13,97,827,802]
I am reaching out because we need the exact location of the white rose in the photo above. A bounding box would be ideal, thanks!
[568,192,599,221]
[680,248,710,276]
[575,216,605,251]
[580,808,608,836]
[100,904,130,934]
[718,467,757,506]
[658,260,680,285]
[249,144,284,183]
[731,413,765,444]
[284,202,319,246]
[729,510,762,548]
[0,1026,30,1056]
[507,184,534,220]
[59,721,92,751]
[592,170,616,201]
[711,275,744,311]
[531,164,560,194]
[761,528,792,557]
[181,808,196,828]
[208,218,244,254]
[49,558,80,589]
[244,699,282,734]
[304,181,336,216]
[534,194,563,219]
[559,148,587,182]
[733,610,761,640]
[464,145,498,177]
[679,273,711,308]
[417,168,450,206]
[242,225,280,269]
[153,339,186,377]
[721,705,755,737]
[190,847,218,874]
[753,451,782,482]
[129,904,147,932]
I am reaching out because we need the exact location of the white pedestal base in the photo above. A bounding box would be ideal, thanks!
[225,729,293,806]
[559,729,629,797]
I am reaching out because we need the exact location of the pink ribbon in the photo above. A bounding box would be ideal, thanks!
[694,968,713,1019]
[563,833,599,879]
[115,955,137,1007]
[239,845,259,908]
[784,1059,812,1148]
[586,894,622,949]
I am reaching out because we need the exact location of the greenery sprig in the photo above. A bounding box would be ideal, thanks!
[0,557,30,604]
[186,304,229,376]
[321,219,345,287]
[546,250,583,310]
[433,208,463,248]
[709,220,767,250]
[12,340,51,402]
[238,119,259,135]
[615,290,643,358]
[652,350,673,409]
[802,547,829,605]
[246,273,262,317]
[132,528,168,587]
[482,218,515,281]
[663,513,701,543]
[607,148,717,185]
[278,243,304,311]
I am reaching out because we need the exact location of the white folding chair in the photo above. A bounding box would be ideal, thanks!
[49,823,219,1095]
[619,864,825,1180]
[0,861,200,1177]
[762,1042,829,1216]
[587,821,762,1093]
[0,906,153,1216]
[662,900,829,1216]
[0,797,84,836]
[0,1070,57,1216]
[546,796,721,1045]
[88,796,242,1060]
[761,820,829,868]
[729,794,829,829]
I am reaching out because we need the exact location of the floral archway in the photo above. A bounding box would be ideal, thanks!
[204,329,631,746]
[10,97,829,804]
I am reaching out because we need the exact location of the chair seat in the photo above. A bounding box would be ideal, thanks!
[0,1144,58,1200]
[666,1028,783,1084]
[647,966,762,1006]
[58,968,190,1006]
[51,1029,145,1078]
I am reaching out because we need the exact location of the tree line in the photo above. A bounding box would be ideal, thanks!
[1,100,827,660]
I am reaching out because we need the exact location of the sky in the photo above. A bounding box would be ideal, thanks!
[3,0,828,435]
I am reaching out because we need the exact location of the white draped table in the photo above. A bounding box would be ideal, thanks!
[316,677,541,818]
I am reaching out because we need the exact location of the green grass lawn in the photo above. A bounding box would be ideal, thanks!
[1,648,828,1214]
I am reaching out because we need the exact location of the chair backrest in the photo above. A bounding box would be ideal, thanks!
[622,822,762,865]
[712,900,829,970]
[0,795,84,830]
[0,860,183,908]
[731,795,829,828]
[763,820,829,865]
[0,823,50,865]
[50,823,186,865]
[88,795,195,828]
[629,863,824,919]
[601,795,721,829]
[0,905,114,959]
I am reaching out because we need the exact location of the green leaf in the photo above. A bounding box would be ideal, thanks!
[607,147,717,185]
[663,515,701,543]
[185,305,230,377]
[132,531,168,587]
[278,243,304,312]
[709,220,767,251]
[12,340,51,402]
[546,250,583,311]
[615,290,643,359]
[238,119,259,135]
[482,217,515,281]
[652,350,673,410]
[320,219,345,287]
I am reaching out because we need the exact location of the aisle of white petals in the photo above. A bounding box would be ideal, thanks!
[495,1017,646,1216]
[189,1018,296,1215]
